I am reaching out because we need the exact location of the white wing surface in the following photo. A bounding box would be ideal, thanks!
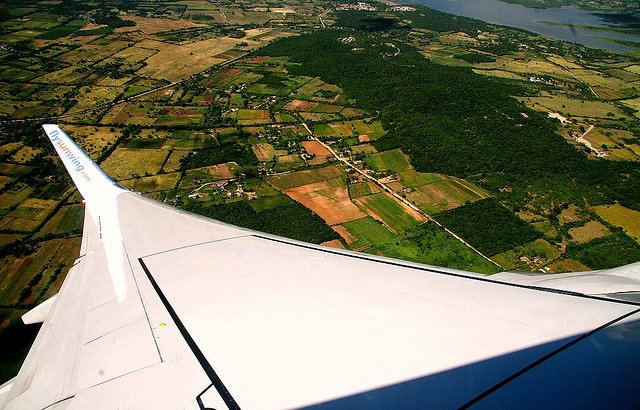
[2,125,640,409]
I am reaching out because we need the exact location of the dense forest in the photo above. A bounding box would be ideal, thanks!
[184,200,338,244]
[179,140,258,170]
[435,199,542,256]
[257,30,640,212]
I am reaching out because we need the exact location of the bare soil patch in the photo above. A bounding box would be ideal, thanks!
[332,225,357,244]
[301,140,331,157]
[284,180,366,225]
[569,220,610,244]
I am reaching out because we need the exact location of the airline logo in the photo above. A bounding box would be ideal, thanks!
[47,128,91,181]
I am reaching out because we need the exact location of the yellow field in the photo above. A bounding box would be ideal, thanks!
[0,142,22,156]
[625,64,640,74]
[35,65,87,84]
[547,259,590,273]
[61,125,122,160]
[0,186,33,209]
[0,233,24,246]
[59,40,129,64]
[620,97,640,117]
[519,95,625,119]
[0,176,13,190]
[557,204,585,225]
[106,46,158,64]
[472,69,524,80]
[100,103,157,126]
[351,144,377,154]
[252,143,285,161]
[267,165,345,190]
[119,172,181,193]
[568,220,610,244]
[593,204,640,243]
[583,127,639,161]
[68,85,124,112]
[100,148,169,179]
[545,55,583,70]
[162,150,190,172]
[116,15,205,34]
[439,32,479,45]
[10,146,42,163]
[477,56,573,80]
[406,176,487,214]
[136,37,253,82]
[2,198,59,233]
[570,69,632,99]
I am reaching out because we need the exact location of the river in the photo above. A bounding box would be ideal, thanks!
[398,0,640,52]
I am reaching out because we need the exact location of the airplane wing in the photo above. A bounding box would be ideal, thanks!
[2,124,640,409]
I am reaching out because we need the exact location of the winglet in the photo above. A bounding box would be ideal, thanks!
[42,124,125,201]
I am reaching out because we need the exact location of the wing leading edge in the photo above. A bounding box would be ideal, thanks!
[2,125,640,408]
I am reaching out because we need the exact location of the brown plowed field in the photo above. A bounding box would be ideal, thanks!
[284,180,366,226]
[301,140,331,156]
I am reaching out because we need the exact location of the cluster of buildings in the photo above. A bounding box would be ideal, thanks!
[335,3,416,12]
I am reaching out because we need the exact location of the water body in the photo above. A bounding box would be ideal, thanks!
[399,0,640,52]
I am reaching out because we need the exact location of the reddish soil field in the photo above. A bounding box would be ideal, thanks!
[321,239,345,249]
[301,140,332,157]
[332,225,357,244]
[284,100,318,111]
[285,180,366,226]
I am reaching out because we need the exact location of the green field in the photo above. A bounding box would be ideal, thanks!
[365,149,412,173]
[397,170,440,188]
[348,181,376,199]
[593,204,640,243]
[346,119,386,140]
[520,95,626,119]
[407,177,488,214]
[357,193,422,233]
[371,222,500,274]
[492,239,561,270]
[35,205,83,237]
[249,194,292,212]
[342,216,394,249]
[119,173,181,193]
[267,165,345,190]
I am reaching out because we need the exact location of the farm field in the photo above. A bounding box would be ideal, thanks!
[356,193,425,233]
[407,176,489,214]
[283,178,366,226]
[340,216,394,250]
[593,204,640,243]
[119,173,181,193]
[568,220,611,244]
[100,148,169,179]
[365,149,412,173]
[236,109,271,125]
[372,222,500,274]
[267,165,344,190]
[348,181,380,199]
[3,0,640,382]
[135,38,242,82]
[35,205,83,237]
[397,170,440,188]
[491,239,561,271]
[60,125,121,159]
[519,95,625,119]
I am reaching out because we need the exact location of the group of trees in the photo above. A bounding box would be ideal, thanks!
[185,200,338,244]
[435,199,542,256]
[257,30,640,212]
